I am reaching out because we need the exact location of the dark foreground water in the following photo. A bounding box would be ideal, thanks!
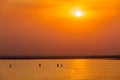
[0,59,120,80]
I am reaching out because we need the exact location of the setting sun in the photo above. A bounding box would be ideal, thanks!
[71,8,84,17]
[75,11,83,17]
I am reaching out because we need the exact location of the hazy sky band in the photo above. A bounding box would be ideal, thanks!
[0,0,120,56]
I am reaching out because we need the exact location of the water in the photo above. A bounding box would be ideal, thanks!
[0,59,120,80]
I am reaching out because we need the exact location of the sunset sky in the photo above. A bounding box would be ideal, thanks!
[0,0,120,56]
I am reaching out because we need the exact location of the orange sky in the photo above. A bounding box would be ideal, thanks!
[0,0,120,56]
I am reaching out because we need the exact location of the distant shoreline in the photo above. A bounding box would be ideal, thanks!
[0,55,120,60]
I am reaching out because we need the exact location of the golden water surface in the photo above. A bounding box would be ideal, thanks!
[0,59,120,80]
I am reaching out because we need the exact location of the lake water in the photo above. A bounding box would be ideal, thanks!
[0,59,120,80]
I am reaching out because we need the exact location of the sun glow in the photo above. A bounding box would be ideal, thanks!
[71,7,85,18]
[75,11,83,17]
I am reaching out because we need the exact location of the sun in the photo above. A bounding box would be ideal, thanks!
[75,11,83,17]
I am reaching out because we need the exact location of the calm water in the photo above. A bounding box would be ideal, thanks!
[0,59,120,80]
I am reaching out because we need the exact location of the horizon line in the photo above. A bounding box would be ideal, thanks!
[0,55,120,60]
